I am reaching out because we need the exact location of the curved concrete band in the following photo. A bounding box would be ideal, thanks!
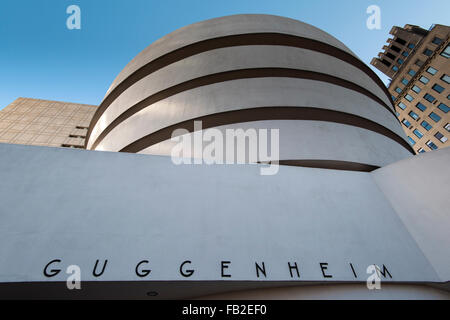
[120,106,413,154]
[139,120,413,168]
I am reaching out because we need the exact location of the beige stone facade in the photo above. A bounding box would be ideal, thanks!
[372,24,450,154]
[0,97,97,148]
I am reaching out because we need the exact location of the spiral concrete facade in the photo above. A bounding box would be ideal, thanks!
[86,14,414,170]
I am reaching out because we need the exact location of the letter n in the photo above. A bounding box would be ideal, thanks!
[255,262,267,278]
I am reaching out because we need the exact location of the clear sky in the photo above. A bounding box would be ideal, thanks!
[0,0,449,110]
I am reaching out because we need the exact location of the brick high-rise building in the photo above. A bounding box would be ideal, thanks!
[371,24,450,154]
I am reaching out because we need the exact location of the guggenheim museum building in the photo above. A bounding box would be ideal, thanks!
[0,14,449,299]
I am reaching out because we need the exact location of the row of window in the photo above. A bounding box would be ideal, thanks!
[389,37,418,72]
[390,35,448,74]
[408,107,447,122]
[394,37,449,91]
[408,127,448,152]
[415,140,439,152]
[402,110,446,128]
[396,90,448,108]
[412,128,448,143]
[422,36,449,60]
[417,101,450,114]
[393,64,448,104]
[415,122,450,151]
[413,92,447,110]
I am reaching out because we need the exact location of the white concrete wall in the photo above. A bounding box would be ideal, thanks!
[372,148,450,281]
[0,143,448,299]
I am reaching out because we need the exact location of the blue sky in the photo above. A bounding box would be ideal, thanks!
[0,0,449,110]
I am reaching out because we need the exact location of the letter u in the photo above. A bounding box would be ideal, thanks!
[93,259,108,277]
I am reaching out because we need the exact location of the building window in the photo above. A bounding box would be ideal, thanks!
[407,136,416,146]
[434,132,448,143]
[437,103,449,113]
[415,59,424,67]
[432,37,443,45]
[445,123,450,132]
[395,111,400,117]
[419,76,430,84]
[409,111,419,120]
[407,69,416,76]
[392,65,399,72]
[441,45,450,58]
[402,119,411,128]
[426,66,438,75]
[395,87,402,94]
[381,59,392,67]
[392,95,397,102]
[405,94,414,102]
[412,85,422,94]
[416,102,427,112]
[401,78,409,85]
[68,134,86,139]
[413,129,424,139]
[423,48,433,56]
[408,43,415,49]
[417,148,426,153]
[395,37,407,46]
[432,84,445,94]
[421,120,432,131]
[429,112,442,123]
[397,58,404,65]
[441,74,450,84]
[402,51,409,57]
[426,140,438,150]
[424,93,436,103]
[398,102,407,110]
[386,52,396,60]
[61,144,84,149]
[391,45,401,53]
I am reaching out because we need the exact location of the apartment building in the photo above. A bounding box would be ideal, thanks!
[371,24,450,154]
